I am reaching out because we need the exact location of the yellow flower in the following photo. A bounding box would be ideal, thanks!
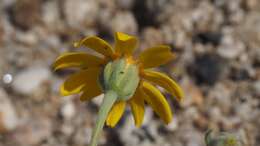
[53,32,184,146]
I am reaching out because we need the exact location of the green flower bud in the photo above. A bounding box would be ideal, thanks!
[205,130,242,146]
[101,58,140,100]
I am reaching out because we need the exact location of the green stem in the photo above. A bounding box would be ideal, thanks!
[205,129,213,146]
[90,90,118,146]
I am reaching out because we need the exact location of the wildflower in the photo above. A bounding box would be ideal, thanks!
[53,32,184,146]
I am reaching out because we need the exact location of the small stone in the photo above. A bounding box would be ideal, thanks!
[60,98,76,120]
[1,0,16,8]
[15,30,39,46]
[183,129,204,146]
[217,35,245,59]
[111,11,137,35]
[64,0,98,28]
[42,1,62,30]
[209,107,222,123]
[2,73,13,84]
[0,16,15,43]
[166,117,178,131]
[193,114,208,130]
[92,94,104,106]
[12,66,51,95]
[61,124,74,136]
[181,78,204,107]
[142,108,154,126]
[116,0,134,9]
[193,31,222,46]
[10,0,41,30]
[208,83,234,115]
[244,0,260,11]
[0,89,18,132]
[15,117,51,145]
[189,53,226,85]
[253,81,260,96]
[142,27,164,48]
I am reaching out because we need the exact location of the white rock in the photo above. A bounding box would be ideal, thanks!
[61,99,76,120]
[42,1,61,29]
[0,89,18,132]
[64,0,98,28]
[111,11,138,35]
[15,30,39,46]
[119,116,139,146]
[2,73,13,84]
[142,108,154,126]
[217,34,245,59]
[12,66,51,95]
[92,94,104,106]
[184,129,204,146]
[166,117,178,131]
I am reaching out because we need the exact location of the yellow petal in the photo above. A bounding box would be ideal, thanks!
[139,45,174,68]
[114,32,138,56]
[142,70,184,102]
[74,36,114,57]
[106,101,126,127]
[129,88,145,127]
[141,81,172,124]
[79,85,102,102]
[53,52,104,70]
[60,67,100,96]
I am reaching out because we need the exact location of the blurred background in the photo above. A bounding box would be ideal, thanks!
[0,0,259,146]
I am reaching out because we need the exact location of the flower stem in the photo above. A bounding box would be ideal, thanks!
[90,90,118,146]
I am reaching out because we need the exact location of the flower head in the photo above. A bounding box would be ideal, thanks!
[53,32,184,146]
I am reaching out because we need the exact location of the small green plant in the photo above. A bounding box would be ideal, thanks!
[205,130,242,146]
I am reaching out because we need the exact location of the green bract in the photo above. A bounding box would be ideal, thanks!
[102,58,140,100]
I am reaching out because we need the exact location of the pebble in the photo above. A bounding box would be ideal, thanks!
[166,117,178,131]
[116,0,134,9]
[181,77,204,107]
[209,107,222,123]
[111,11,138,35]
[208,83,233,114]
[11,0,41,30]
[15,30,39,46]
[42,1,62,30]
[15,117,52,145]
[12,66,51,95]
[92,94,104,106]
[64,0,98,28]
[244,0,260,10]
[253,81,260,96]
[0,0,16,8]
[60,98,76,120]
[0,89,18,132]
[190,54,226,85]
[2,73,13,84]
[142,27,164,48]
[182,128,204,146]
[217,35,245,59]
[119,116,140,146]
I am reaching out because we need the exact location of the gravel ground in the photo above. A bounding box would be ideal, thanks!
[0,0,259,146]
